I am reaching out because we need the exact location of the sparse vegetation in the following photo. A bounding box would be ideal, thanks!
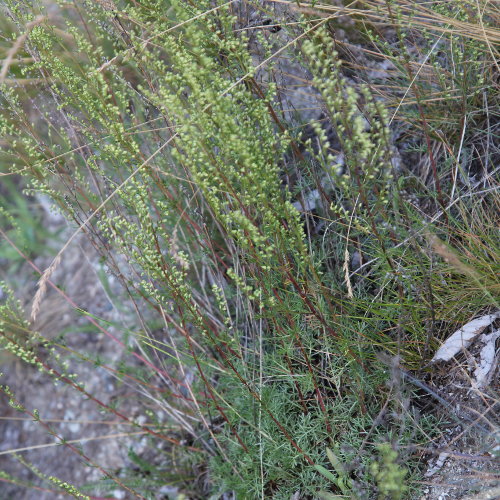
[0,1,498,499]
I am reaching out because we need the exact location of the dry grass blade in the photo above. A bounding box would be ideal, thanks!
[0,15,46,83]
[425,232,484,279]
[0,431,147,456]
[270,0,500,44]
[30,254,60,322]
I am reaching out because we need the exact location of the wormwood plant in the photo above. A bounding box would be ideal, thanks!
[0,0,498,498]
